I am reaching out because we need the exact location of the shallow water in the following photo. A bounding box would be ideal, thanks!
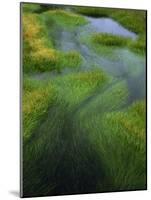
[53,16,146,104]
[81,17,137,39]
[24,13,146,196]
[31,15,146,104]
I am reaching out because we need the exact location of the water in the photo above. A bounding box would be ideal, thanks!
[31,16,146,104]
[53,16,145,104]
[24,14,146,196]
[81,17,137,39]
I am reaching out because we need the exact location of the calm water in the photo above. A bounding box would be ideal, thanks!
[33,16,146,104]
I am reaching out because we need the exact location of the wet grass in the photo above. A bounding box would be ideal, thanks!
[43,9,88,30]
[22,3,146,197]
[92,33,130,47]
[23,10,85,73]
[23,77,57,142]
[74,7,146,34]
[80,32,145,55]
[75,7,146,54]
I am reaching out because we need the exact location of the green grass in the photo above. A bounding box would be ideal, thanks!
[78,98,146,191]
[23,77,57,142]
[23,10,85,73]
[80,32,145,55]
[23,69,110,196]
[43,9,88,30]
[22,3,146,197]
[92,33,130,47]
[74,7,146,34]
[22,3,41,13]
[75,7,146,54]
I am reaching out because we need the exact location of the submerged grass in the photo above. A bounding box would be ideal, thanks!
[78,98,146,191]
[22,3,146,197]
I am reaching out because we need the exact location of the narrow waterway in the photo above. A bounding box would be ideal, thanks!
[24,12,146,196]
[53,16,146,104]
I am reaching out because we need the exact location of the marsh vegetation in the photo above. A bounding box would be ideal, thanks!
[22,3,146,197]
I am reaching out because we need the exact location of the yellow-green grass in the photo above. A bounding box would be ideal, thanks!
[23,11,84,73]
[23,77,57,142]
[82,100,146,191]
[75,7,146,54]
[23,69,110,196]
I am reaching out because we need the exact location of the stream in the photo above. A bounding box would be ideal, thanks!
[53,16,146,105]
[24,14,146,196]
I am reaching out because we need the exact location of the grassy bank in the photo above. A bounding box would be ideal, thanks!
[22,6,87,73]
[22,3,146,197]
[75,7,146,54]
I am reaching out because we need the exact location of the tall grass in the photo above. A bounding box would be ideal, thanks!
[22,3,146,197]
[23,11,84,73]
[23,77,57,142]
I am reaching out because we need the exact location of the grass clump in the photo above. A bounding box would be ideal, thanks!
[75,7,146,54]
[23,12,84,73]
[54,69,109,107]
[128,36,146,54]
[43,9,88,29]
[75,7,146,34]
[23,77,57,142]
[90,100,145,190]
[92,33,130,47]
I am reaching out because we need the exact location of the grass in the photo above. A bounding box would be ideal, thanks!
[43,9,88,30]
[23,77,57,142]
[23,10,85,73]
[23,69,110,197]
[22,3,146,197]
[80,32,145,55]
[22,3,42,13]
[78,98,146,191]
[75,7,146,54]
[74,7,146,34]
[92,33,130,47]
